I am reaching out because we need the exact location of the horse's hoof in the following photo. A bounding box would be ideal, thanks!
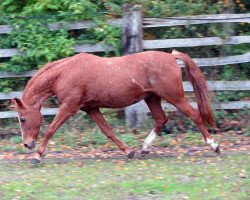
[127,151,135,159]
[215,144,220,155]
[141,150,150,157]
[30,158,41,165]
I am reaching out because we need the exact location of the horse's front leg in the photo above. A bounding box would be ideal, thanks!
[86,109,135,159]
[31,104,78,164]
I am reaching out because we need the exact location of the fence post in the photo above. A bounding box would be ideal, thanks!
[122,4,143,55]
[221,0,235,55]
[122,4,148,129]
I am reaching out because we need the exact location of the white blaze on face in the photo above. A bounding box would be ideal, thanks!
[17,115,24,140]
[206,138,218,151]
[142,129,157,151]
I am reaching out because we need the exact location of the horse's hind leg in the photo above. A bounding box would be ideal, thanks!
[86,109,135,159]
[141,95,168,156]
[169,98,220,153]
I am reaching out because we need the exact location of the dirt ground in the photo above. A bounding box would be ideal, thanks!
[0,131,249,164]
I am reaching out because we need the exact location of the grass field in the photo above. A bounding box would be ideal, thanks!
[0,153,249,200]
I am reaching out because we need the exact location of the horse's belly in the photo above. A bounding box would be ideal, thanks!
[82,90,150,109]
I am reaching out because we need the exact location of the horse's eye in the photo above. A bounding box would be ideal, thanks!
[20,118,26,123]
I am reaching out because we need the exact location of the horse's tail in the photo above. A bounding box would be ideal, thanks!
[171,50,215,127]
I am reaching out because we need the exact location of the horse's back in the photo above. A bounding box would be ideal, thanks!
[53,51,182,108]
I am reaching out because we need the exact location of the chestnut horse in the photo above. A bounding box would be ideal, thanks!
[12,50,219,164]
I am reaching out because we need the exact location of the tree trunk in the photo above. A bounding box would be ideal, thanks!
[122,4,147,128]
[221,0,235,55]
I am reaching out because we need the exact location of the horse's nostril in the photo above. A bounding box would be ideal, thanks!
[31,140,36,148]
[24,141,35,149]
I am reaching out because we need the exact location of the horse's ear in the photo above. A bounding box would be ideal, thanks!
[12,98,26,110]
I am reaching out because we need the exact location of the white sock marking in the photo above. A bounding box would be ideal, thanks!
[142,129,157,151]
[206,138,218,151]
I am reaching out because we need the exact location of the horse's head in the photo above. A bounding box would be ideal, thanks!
[12,98,42,149]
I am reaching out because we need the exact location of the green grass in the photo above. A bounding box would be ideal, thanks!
[0,154,249,200]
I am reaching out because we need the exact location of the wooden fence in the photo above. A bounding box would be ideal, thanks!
[0,13,250,118]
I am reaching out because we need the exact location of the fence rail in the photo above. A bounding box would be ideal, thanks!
[0,81,249,100]
[1,14,250,34]
[1,100,249,119]
[0,108,59,119]
[144,14,250,27]
[1,36,250,58]
[143,36,250,49]
[0,48,19,58]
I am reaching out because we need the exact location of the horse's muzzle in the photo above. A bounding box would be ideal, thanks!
[24,140,36,149]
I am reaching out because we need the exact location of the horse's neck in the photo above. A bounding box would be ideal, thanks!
[22,74,55,109]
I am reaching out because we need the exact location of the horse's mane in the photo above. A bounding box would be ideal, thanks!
[24,56,75,91]
[23,53,97,97]
[34,57,73,80]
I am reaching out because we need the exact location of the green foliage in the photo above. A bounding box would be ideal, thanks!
[145,0,225,17]
[159,135,171,147]
[0,0,121,92]
[0,78,29,92]
[77,21,122,56]
[0,0,25,13]
[118,133,138,147]
[81,129,108,146]
[216,91,250,103]
[0,0,99,19]
[101,108,125,126]
[2,19,74,72]
[1,145,16,151]
[9,135,22,144]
